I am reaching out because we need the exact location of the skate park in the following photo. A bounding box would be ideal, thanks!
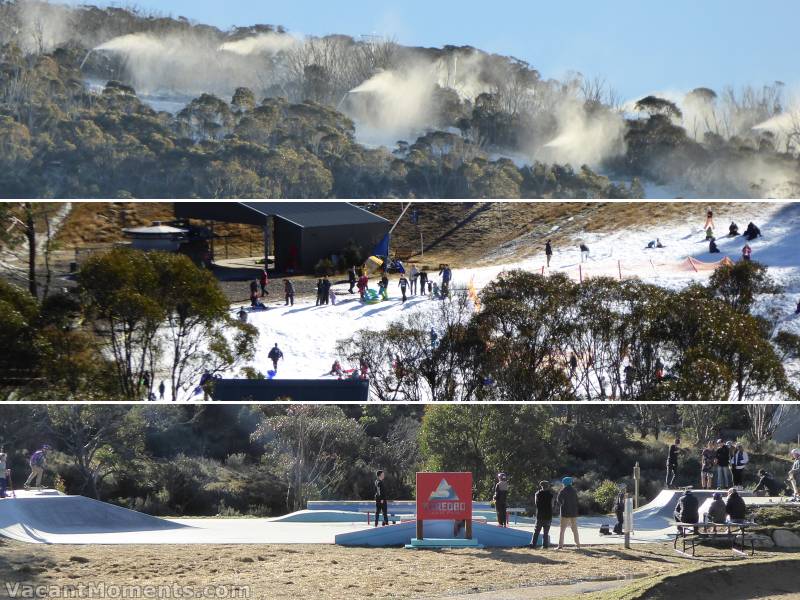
[0,487,786,547]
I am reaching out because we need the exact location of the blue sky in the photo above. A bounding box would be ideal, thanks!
[86,0,796,100]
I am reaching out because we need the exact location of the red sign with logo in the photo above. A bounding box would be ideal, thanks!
[416,472,472,520]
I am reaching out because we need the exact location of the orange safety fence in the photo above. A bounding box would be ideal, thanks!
[541,256,737,283]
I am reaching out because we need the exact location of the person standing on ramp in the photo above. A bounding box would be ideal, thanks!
[493,472,509,527]
[666,437,680,488]
[24,445,50,490]
[374,470,389,527]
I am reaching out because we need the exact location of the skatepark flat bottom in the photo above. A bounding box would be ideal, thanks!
[0,489,786,546]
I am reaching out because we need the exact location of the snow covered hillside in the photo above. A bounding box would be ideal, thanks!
[222,202,800,386]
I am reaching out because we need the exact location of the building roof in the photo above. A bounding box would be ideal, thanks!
[174,202,388,229]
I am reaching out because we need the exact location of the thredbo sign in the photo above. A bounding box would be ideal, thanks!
[415,472,473,540]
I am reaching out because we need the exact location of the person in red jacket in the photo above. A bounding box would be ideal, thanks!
[357,273,369,299]
[259,268,269,297]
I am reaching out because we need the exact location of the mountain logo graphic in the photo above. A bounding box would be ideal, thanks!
[428,479,460,501]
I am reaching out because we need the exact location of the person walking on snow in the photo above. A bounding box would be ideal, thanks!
[259,268,269,297]
[24,445,50,490]
[267,343,283,372]
[704,209,714,231]
[419,268,429,296]
[493,472,509,527]
[374,470,389,527]
[315,279,324,306]
[378,274,389,300]
[284,279,295,306]
[357,273,369,299]
[249,279,259,307]
[742,244,752,261]
[545,240,553,267]
[579,243,589,263]
[556,477,581,550]
[440,264,452,297]
[398,274,409,302]
[158,380,165,401]
[321,276,331,305]
[347,266,357,294]
[409,264,419,295]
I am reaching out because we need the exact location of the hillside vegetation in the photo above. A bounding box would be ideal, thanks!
[1,1,798,198]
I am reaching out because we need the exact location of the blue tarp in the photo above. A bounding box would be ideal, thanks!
[372,233,390,257]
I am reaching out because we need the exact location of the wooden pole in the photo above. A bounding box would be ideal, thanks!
[416,519,423,540]
[465,519,472,540]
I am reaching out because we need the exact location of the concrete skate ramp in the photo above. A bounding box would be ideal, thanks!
[0,493,189,543]
[335,520,531,547]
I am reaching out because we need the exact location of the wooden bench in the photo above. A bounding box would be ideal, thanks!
[670,522,756,557]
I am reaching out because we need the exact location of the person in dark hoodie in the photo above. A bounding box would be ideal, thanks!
[753,469,783,496]
[493,473,509,527]
[729,222,739,237]
[674,489,699,532]
[725,488,747,522]
[613,484,626,535]
[374,470,388,527]
[347,266,357,294]
[709,238,720,253]
[744,222,761,241]
[707,492,727,525]
[315,279,324,306]
[531,481,554,548]
[556,477,581,549]
[666,437,681,488]
[545,240,553,267]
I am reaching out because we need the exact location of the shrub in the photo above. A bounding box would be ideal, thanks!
[314,258,335,276]
[593,480,620,513]
[340,239,363,268]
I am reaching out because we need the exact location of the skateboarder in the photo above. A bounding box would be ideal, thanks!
[374,470,389,527]
[24,445,49,490]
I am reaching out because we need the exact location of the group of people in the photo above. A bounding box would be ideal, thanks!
[492,473,582,549]
[673,487,747,529]
[543,240,591,266]
[0,444,52,497]
[705,210,762,258]
[668,438,800,500]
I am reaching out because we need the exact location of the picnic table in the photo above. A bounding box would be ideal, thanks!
[670,521,757,557]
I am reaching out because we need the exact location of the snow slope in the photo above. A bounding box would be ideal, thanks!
[214,202,800,388]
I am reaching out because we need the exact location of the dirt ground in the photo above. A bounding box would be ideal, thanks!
[0,538,796,600]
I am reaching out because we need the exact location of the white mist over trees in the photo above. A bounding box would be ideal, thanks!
[0,0,798,197]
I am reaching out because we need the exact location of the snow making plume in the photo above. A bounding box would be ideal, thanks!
[218,33,300,55]
[538,100,627,168]
[92,32,273,95]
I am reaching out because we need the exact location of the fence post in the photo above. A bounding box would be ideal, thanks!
[579,264,583,284]
[541,265,544,275]
[618,260,622,281]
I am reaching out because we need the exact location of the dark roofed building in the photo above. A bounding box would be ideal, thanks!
[173,202,389,273]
